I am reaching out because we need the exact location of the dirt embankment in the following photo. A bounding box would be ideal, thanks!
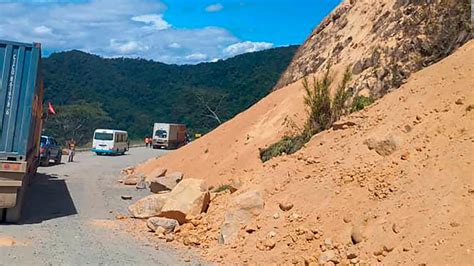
[128,0,473,264]
[129,40,474,265]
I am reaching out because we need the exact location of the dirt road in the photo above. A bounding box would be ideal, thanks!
[0,147,194,265]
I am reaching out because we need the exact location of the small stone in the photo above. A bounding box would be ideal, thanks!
[154,227,166,237]
[346,247,358,259]
[319,250,336,264]
[373,249,383,256]
[165,234,174,242]
[455,98,465,105]
[115,214,127,220]
[182,234,200,246]
[135,180,147,190]
[450,222,460,227]
[279,202,294,212]
[147,217,179,233]
[121,195,132,200]
[401,152,409,160]
[305,231,315,241]
[350,258,359,264]
[268,231,277,238]
[324,238,334,249]
[264,239,276,250]
[273,213,280,219]
[289,212,302,222]
[343,216,351,223]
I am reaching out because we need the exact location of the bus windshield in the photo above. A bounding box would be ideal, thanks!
[94,132,113,141]
[155,130,167,138]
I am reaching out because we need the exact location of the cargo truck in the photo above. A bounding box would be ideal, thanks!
[0,40,44,223]
[152,123,186,149]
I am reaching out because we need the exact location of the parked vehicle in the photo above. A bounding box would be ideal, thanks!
[91,129,129,155]
[0,40,44,223]
[152,123,187,149]
[39,136,62,166]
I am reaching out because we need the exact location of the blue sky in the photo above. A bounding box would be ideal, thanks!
[0,0,340,64]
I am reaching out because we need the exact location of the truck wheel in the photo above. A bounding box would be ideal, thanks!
[5,187,25,223]
[0,209,6,223]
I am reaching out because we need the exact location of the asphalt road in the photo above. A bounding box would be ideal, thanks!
[0,147,192,265]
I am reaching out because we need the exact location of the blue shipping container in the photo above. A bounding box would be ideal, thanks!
[0,40,43,161]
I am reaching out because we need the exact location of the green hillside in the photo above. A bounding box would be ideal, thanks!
[42,46,298,144]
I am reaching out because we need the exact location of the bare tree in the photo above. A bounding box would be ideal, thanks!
[195,92,225,125]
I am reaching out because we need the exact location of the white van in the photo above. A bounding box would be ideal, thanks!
[91,129,129,155]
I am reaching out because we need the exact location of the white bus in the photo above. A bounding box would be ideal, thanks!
[91,129,129,155]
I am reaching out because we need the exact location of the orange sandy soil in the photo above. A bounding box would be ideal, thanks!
[129,40,474,264]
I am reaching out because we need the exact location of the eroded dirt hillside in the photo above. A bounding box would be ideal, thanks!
[130,38,474,265]
[126,0,473,264]
[135,0,471,188]
[276,0,471,98]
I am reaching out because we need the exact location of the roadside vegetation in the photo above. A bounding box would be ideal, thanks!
[351,95,374,112]
[260,66,356,162]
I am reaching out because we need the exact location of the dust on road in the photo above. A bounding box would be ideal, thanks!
[0,147,194,265]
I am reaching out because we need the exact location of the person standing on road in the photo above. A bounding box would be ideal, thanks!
[144,136,149,148]
[68,138,76,162]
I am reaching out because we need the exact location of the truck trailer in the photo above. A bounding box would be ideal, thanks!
[0,40,44,223]
[152,123,186,149]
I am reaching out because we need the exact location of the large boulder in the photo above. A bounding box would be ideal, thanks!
[123,173,145,185]
[146,217,179,233]
[145,167,167,183]
[149,172,184,193]
[158,178,210,224]
[220,190,265,244]
[128,194,169,218]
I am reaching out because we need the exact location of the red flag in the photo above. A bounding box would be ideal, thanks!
[48,102,56,115]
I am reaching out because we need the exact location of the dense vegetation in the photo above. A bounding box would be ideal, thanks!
[42,46,298,144]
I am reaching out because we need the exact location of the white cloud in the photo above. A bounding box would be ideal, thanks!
[224,41,273,57]
[168,42,181,49]
[185,53,208,61]
[109,39,148,54]
[33,25,53,35]
[0,0,272,64]
[131,14,171,30]
[205,3,223,12]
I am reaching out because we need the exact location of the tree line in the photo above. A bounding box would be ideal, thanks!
[42,46,298,145]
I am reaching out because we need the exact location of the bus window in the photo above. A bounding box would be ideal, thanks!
[94,132,113,141]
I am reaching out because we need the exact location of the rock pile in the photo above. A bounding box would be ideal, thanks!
[127,178,211,245]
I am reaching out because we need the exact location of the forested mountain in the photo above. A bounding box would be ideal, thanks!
[42,46,298,144]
